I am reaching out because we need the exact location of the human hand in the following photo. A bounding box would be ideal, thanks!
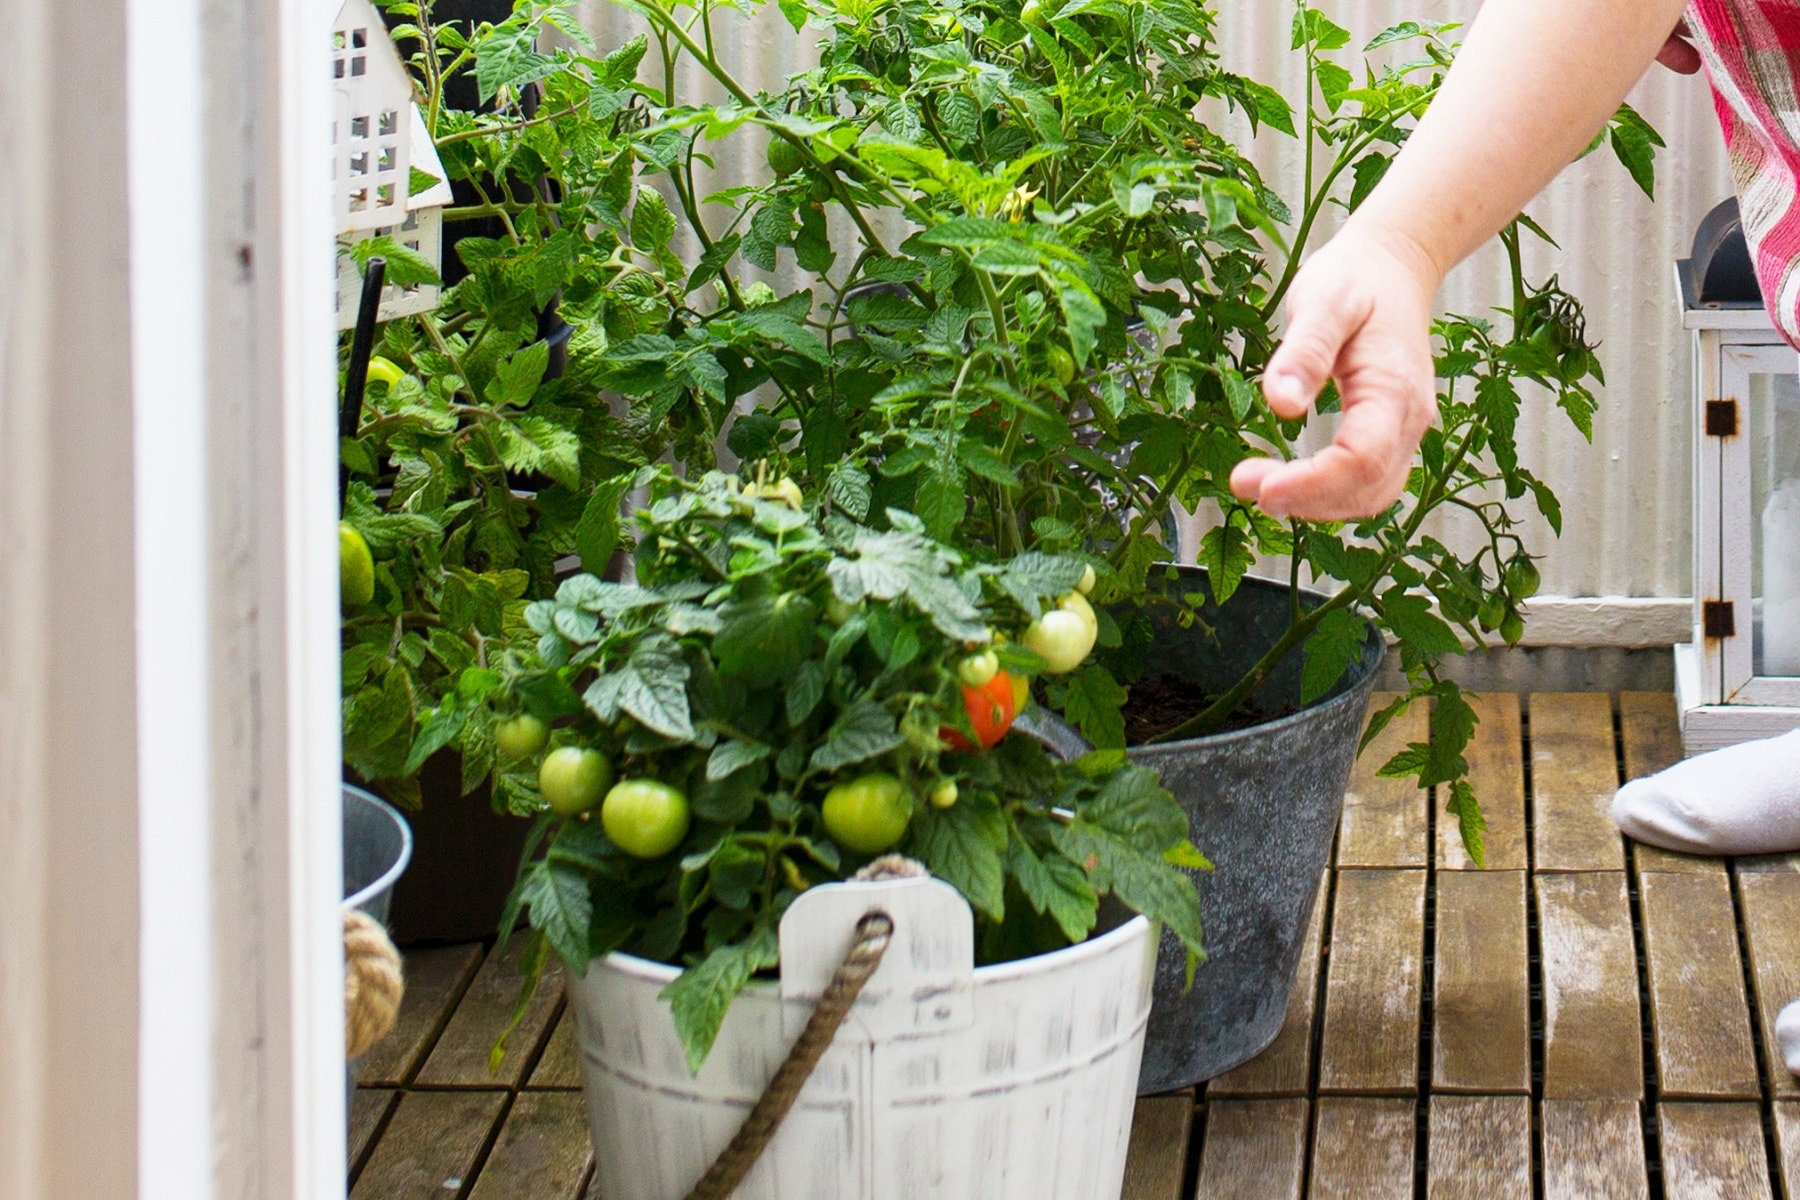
[1229,227,1440,521]
[1656,20,1701,75]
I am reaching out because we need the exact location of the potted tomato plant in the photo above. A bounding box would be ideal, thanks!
[338,0,696,940]
[519,0,1662,1087]
[475,468,1205,1199]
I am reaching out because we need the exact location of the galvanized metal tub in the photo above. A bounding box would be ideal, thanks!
[343,784,413,1104]
[1124,568,1383,1092]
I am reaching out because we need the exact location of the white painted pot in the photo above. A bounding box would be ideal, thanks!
[568,875,1155,1200]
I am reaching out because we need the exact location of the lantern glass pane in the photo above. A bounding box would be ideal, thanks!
[1751,365,1800,676]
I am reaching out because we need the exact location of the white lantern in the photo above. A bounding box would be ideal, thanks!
[1674,200,1800,752]
[332,0,452,328]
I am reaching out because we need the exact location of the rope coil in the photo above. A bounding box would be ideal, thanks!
[344,909,405,1060]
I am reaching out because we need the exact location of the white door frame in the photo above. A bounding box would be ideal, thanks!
[1,0,345,1193]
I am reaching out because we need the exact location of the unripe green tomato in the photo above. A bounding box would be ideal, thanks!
[1508,558,1543,600]
[1046,344,1076,387]
[929,779,959,809]
[957,650,1000,688]
[363,356,405,390]
[1025,609,1096,674]
[1501,611,1526,646]
[821,772,912,855]
[495,713,550,760]
[826,594,861,626]
[767,136,806,178]
[1020,0,1050,28]
[1076,564,1097,596]
[1059,590,1097,634]
[539,747,614,817]
[339,523,375,608]
[601,779,691,858]
[1477,595,1506,633]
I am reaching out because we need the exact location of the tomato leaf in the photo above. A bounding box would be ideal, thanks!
[661,922,780,1074]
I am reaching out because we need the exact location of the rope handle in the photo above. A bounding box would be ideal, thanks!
[683,909,896,1200]
[345,909,405,1060]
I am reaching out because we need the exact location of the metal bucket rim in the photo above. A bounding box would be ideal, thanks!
[1125,569,1387,760]
[342,783,415,912]
[592,911,1151,990]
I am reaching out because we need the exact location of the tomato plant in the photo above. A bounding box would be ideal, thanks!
[483,470,1204,1072]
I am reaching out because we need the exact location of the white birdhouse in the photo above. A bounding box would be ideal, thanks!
[1674,200,1800,752]
[332,0,453,328]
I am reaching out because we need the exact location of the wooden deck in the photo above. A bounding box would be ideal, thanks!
[353,691,1800,1199]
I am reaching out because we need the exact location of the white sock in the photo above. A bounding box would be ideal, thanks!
[1610,728,1800,856]
[1779,1001,1800,1076]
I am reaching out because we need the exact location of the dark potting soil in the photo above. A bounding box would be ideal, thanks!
[1122,674,1298,745]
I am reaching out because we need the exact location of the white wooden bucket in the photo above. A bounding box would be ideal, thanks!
[568,875,1156,1200]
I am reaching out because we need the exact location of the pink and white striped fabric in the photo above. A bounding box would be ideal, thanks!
[1687,1,1800,346]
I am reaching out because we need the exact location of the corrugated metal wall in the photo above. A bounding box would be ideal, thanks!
[578,0,1738,603]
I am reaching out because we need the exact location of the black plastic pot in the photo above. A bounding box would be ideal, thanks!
[1028,565,1383,1093]
[363,751,532,946]
[1131,567,1382,1091]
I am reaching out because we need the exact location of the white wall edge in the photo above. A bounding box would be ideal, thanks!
[127,0,215,1188]
[284,0,349,1188]
[1513,596,1693,649]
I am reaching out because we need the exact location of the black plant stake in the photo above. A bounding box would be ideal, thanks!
[341,255,387,506]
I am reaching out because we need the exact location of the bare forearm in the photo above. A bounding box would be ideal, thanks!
[1350,0,1690,287]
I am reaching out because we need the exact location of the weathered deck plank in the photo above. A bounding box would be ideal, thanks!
[1537,872,1643,1099]
[1432,869,1530,1093]
[1318,869,1426,1095]
[1773,1102,1800,1198]
[357,943,484,1087]
[528,1007,582,1090]
[349,1088,396,1180]
[1440,691,1526,870]
[1308,1098,1414,1200]
[1205,873,1327,1098]
[1427,1095,1531,1200]
[1192,1099,1308,1200]
[1737,868,1800,1100]
[1531,693,1625,872]
[1338,696,1429,868]
[1639,869,1759,1098]
[465,1092,593,1200]
[1540,1099,1649,1200]
[1621,692,1724,876]
[415,939,564,1089]
[1118,1094,1192,1200]
[1658,1102,1775,1200]
[349,1090,508,1200]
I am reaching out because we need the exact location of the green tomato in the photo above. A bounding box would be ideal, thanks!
[1501,611,1527,646]
[767,136,806,178]
[539,747,614,817]
[826,594,861,626]
[929,779,959,809]
[1059,590,1097,634]
[1477,595,1506,633]
[495,713,550,760]
[1076,563,1097,596]
[363,356,405,390]
[1020,0,1050,28]
[957,650,1000,688]
[822,772,912,855]
[1024,608,1095,674]
[339,522,375,608]
[601,779,691,858]
[1046,343,1076,387]
[1507,558,1543,600]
